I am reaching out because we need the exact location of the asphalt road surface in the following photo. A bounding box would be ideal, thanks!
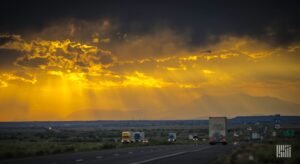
[0,144,233,164]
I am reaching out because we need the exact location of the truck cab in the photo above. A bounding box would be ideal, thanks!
[168,133,176,142]
[121,131,133,143]
[133,132,145,142]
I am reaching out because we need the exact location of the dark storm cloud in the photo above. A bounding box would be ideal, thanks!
[99,54,114,65]
[0,36,12,45]
[0,50,23,69]
[15,57,48,68]
[0,0,299,46]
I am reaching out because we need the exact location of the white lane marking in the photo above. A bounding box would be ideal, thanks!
[188,146,212,153]
[114,153,119,156]
[75,158,84,162]
[96,156,103,159]
[131,146,212,164]
[129,151,133,154]
[131,152,185,164]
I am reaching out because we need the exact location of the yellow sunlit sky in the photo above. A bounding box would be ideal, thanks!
[1,3,300,121]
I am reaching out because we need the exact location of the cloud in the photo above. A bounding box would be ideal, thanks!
[110,28,188,60]
[0,34,22,45]
[1,19,300,120]
[0,49,23,69]
[23,19,117,43]
[99,54,115,65]
[15,56,48,68]
[0,71,36,86]
[191,94,300,116]
[1,32,300,92]
[122,71,168,88]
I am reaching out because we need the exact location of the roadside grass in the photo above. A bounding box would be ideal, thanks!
[212,140,300,164]
[0,139,205,160]
[0,126,209,160]
[0,141,103,159]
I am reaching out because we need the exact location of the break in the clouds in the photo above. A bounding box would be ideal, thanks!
[0,0,300,121]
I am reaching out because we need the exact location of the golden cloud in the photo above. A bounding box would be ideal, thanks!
[1,23,300,120]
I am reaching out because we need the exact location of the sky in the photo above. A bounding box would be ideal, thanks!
[0,0,300,121]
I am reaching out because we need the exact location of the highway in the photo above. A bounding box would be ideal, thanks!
[0,144,233,164]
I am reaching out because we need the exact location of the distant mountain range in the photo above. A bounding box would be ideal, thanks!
[190,94,300,116]
[230,115,300,124]
[65,93,300,120]
[0,115,299,128]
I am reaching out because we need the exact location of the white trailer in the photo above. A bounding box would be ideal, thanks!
[209,117,227,145]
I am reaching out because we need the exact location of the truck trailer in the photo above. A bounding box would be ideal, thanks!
[122,131,146,143]
[209,117,227,145]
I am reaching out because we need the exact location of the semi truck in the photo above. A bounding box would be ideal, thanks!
[209,117,227,145]
[122,131,147,143]
[133,132,145,142]
[121,131,133,143]
[168,133,177,142]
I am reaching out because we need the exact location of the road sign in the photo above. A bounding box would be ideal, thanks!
[283,130,295,137]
